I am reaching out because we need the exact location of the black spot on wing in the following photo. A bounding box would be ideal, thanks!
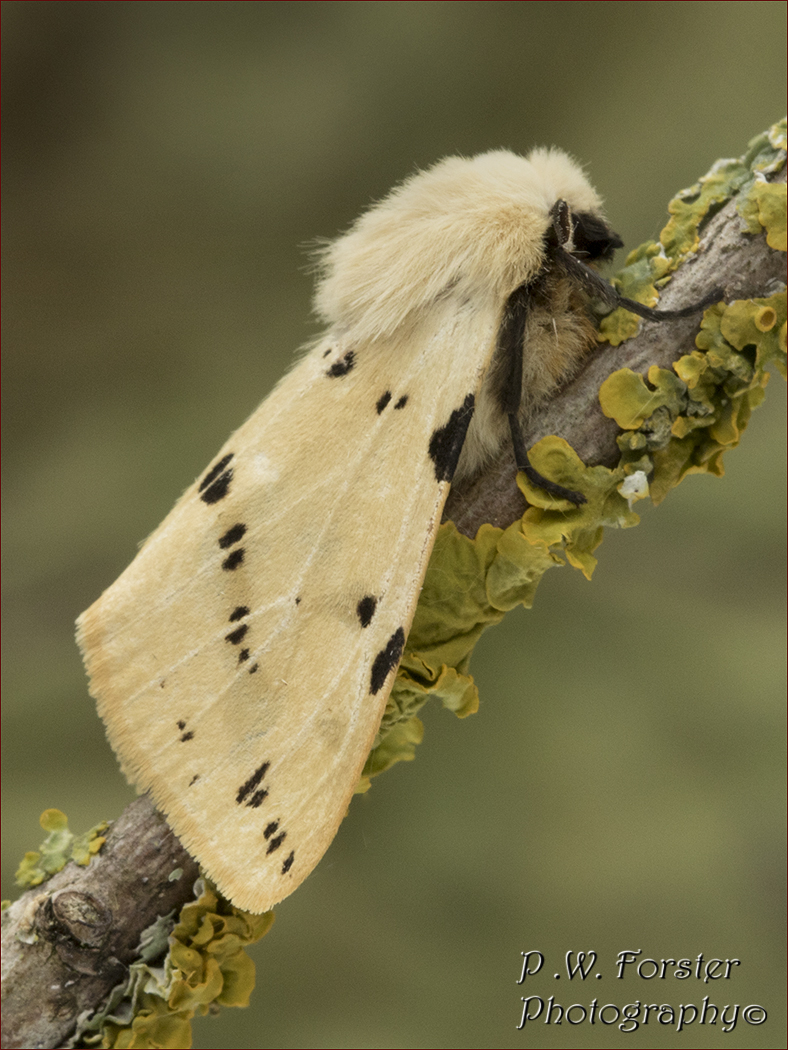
[356,595,377,628]
[219,523,247,549]
[266,832,286,854]
[370,626,406,695]
[227,607,252,663]
[394,395,408,409]
[428,394,475,482]
[248,789,269,808]
[264,821,280,839]
[376,391,392,414]
[249,663,259,674]
[176,719,194,742]
[199,454,234,504]
[188,774,200,787]
[281,851,295,875]
[199,453,233,493]
[222,548,245,571]
[236,761,269,804]
[226,624,249,646]
[326,351,355,377]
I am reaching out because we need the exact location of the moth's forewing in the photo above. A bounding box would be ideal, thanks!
[77,296,499,911]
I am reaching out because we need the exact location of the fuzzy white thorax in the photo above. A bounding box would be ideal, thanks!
[314,148,605,346]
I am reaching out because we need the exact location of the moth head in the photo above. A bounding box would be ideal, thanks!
[313,148,617,344]
[547,197,624,265]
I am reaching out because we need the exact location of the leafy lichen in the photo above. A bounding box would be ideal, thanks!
[15,809,108,889]
[9,812,272,1048]
[603,293,785,504]
[68,880,273,1049]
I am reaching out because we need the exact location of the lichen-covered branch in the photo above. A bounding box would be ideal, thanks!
[1,798,200,1049]
[2,121,785,1050]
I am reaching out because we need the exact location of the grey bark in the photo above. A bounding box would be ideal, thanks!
[1,797,199,1049]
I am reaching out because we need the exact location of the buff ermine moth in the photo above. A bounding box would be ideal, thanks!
[77,148,716,912]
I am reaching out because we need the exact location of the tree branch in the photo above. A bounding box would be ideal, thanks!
[1,797,199,1050]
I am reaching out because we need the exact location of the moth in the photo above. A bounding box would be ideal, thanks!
[77,148,715,913]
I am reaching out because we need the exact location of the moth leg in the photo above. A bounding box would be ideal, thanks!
[507,413,587,506]
[498,282,587,507]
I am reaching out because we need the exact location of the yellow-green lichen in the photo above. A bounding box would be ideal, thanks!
[600,242,674,345]
[599,366,688,430]
[739,179,787,250]
[600,293,786,505]
[68,880,274,1049]
[15,809,108,889]
[598,117,787,348]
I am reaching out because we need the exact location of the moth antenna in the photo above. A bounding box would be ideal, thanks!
[555,241,723,320]
[614,287,724,320]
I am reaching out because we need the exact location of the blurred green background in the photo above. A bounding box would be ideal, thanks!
[3,3,785,1048]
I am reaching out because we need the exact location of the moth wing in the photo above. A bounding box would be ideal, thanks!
[77,293,501,912]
